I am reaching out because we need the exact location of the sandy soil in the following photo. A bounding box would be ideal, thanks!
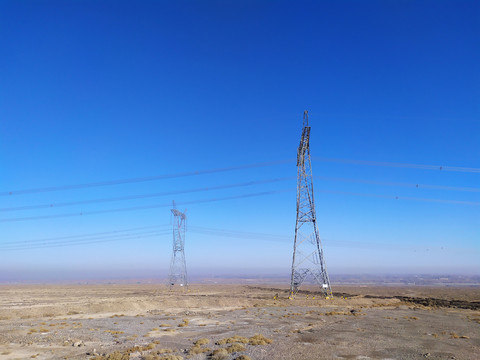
[0,284,478,360]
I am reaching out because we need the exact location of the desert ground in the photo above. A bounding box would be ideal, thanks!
[0,284,478,360]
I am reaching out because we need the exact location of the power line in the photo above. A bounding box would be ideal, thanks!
[189,226,462,253]
[0,189,292,223]
[1,159,293,196]
[0,177,294,212]
[2,157,477,198]
[314,157,480,173]
[0,231,171,251]
[2,175,476,214]
[0,222,474,253]
[0,225,171,247]
[188,226,290,242]
[1,186,477,224]
[315,189,480,206]
[314,176,480,192]
[0,225,287,252]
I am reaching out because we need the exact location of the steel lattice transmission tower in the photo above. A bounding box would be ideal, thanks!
[168,201,188,288]
[290,111,333,298]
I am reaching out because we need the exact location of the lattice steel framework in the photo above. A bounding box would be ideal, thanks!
[290,111,332,298]
[168,201,188,288]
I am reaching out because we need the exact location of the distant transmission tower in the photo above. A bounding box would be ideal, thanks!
[168,201,188,288]
[290,110,333,298]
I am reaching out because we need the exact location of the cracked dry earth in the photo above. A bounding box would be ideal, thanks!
[0,284,478,360]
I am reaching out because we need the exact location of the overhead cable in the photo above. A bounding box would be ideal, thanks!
[2,175,476,214]
[315,189,480,206]
[0,232,170,251]
[1,159,293,196]
[0,227,170,247]
[2,157,477,197]
[314,157,480,173]
[0,189,292,223]
[314,176,480,192]
[0,177,294,212]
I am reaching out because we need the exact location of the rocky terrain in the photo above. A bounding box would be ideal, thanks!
[0,284,478,360]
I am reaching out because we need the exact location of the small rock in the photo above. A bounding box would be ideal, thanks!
[423,353,431,358]
[73,340,84,347]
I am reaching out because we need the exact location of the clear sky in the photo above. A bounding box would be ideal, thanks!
[0,0,479,282]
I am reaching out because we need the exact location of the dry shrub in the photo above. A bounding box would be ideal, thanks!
[143,356,180,360]
[105,330,124,335]
[188,346,210,355]
[217,335,249,345]
[194,338,210,346]
[249,334,273,345]
[470,316,480,324]
[450,332,459,339]
[156,349,173,354]
[123,343,158,355]
[234,356,251,360]
[226,343,246,353]
[210,348,229,360]
[91,351,129,360]
[325,311,349,316]
[178,319,189,327]
[158,356,183,360]
[144,356,181,360]
[124,346,141,354]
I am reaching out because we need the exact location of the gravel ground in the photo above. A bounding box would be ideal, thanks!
[0,284,478,360]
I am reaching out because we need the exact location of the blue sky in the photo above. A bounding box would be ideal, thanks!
[0,0,479,282]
